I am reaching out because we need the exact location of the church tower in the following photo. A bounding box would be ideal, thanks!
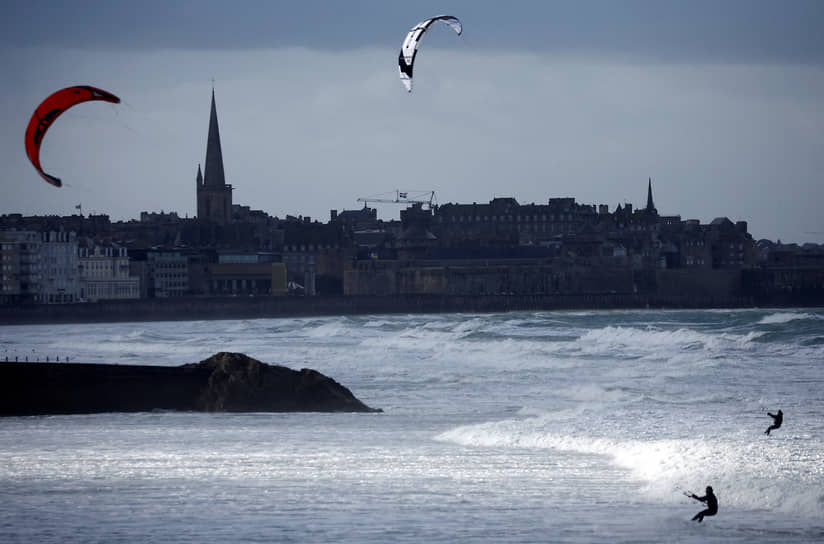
[196,89,233,225]
[645,177,657,215]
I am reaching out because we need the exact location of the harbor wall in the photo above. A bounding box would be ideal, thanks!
[0,292,799,326]
[1,265,822,325]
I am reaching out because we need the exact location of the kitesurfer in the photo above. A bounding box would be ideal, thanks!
[765,409,783,435]
[690,486,718,522]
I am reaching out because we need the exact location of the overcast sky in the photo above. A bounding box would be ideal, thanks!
[1,0,822,243]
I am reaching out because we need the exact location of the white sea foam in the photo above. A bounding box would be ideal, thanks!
[304,321,349,338]
[224,319,256,332]
[758,312,818,325]
[362,319,394,328]
[2,309,823,541]
[572,326,768,362]
[436,417,824,518]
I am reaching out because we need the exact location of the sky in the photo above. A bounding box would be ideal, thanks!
[1,0,823,243]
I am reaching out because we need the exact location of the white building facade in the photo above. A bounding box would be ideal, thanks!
[78,242,140,301]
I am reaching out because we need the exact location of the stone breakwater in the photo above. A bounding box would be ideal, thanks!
[0,292,786,326]
[0,352,381,416]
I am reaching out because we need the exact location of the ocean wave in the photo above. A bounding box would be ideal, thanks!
[758,312,820,325]
[223,319,259,333]
[105,329,176,343]
[435,418,824,518]
[362,319,395,328]
[574,326,767,359]
[303,322,349,338]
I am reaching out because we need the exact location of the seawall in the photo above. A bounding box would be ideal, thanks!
[0,292,789,326]
[2,287,823,326]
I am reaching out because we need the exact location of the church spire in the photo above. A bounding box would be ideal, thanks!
[645,177,657,214]
[203,88,226,188]
[196,87,233,227]
[196,163,203,188]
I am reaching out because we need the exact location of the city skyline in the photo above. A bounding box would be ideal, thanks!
[1,1,823,243]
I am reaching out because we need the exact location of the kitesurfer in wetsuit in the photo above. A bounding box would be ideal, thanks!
[690,486,718,522]
[765,409,783,435]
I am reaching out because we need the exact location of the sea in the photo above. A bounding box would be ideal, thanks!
[0,308,822,543]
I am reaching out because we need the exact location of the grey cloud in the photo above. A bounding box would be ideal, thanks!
[2,1,823,64]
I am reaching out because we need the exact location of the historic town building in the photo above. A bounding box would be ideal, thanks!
[2,89,821,307]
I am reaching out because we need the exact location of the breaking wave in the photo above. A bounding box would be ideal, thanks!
[436,416,824,519]
[758,312,820,325]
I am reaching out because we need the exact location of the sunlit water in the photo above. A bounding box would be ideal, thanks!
[1,309,823,543]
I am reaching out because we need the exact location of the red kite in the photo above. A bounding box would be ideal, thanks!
[25,85,120,187]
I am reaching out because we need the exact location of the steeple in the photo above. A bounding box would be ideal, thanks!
[196,88,233,227]
[645,177,657,214]
[203,88,226,188]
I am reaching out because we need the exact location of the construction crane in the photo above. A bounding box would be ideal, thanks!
[357,190,437,209]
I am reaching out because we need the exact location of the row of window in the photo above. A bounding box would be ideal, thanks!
[83,282,140,298]
[39,255,77,264]
[439,213,578,223]
[45,294,76,304]
[79,248,128,257]
[440,224,575,234]
[154,281,187,288]
[211,279,267,290]
[82,261,116,269]
[284,244,340,252]
[43,268,74,277]
[284,255,315,263]
[154,272,186,278]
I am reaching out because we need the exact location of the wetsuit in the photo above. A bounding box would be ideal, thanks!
[765,410,783,435]
[691,489,718,522]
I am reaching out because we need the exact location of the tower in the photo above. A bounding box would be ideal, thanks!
[196,89,233,225]
[645,177,657,215]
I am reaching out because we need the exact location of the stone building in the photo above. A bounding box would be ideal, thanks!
[342,180,759,297]
[4,85,781,306]
[280,217,348,295]
[127,248,193,298]
[204,251,286,296]
[432,196,600,249]
[39,230,80,304]
[78,239,140,302]
[0,230,41,305]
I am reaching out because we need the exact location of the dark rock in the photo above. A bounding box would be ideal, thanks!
[184,352,380,413]
[0,352,381,416]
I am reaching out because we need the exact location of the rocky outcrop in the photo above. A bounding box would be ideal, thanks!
[0,352,381,416]
[185,352,379,412]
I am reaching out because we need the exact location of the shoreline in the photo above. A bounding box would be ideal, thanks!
[1,292,821,326]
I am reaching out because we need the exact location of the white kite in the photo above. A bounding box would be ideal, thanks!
[398,15,462,92]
